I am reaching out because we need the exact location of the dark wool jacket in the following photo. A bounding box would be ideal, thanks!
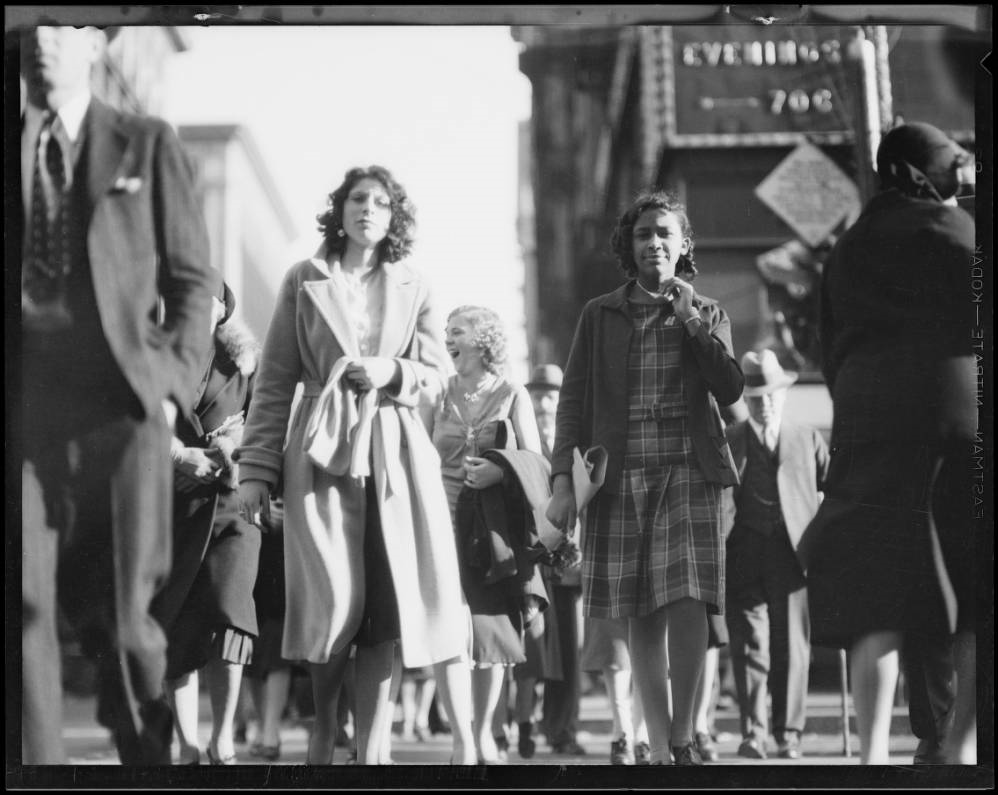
[819,189,977,445]
[551,281,744,491]
[455,448,551,610]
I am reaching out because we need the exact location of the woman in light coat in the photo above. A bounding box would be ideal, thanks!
[236,166,475,764]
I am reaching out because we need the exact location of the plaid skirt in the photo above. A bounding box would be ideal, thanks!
[581,416,724,620]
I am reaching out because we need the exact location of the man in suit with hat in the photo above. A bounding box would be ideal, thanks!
[18,24,217,764]
[526,364,587,757]
[721,350,829,759]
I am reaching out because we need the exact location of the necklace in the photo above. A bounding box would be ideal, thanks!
[461,374,496,404]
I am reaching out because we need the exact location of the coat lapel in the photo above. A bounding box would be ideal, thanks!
[377,262,420,357]
[84,99,130,216]
[302,251,360,357]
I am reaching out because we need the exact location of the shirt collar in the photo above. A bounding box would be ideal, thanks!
[25,90,91,142]
[747,416,781,444]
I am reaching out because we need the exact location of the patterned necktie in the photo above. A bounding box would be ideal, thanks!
[23,112,73,330]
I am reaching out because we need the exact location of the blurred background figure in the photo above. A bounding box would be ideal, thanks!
[19,24,217,764]
[580,618,649,764]
[525,364,587,758]
[722,350,829,761]
[151,282,262,765]
[398,665,436,744]
[805,121,977,764]
[242,498,295,763]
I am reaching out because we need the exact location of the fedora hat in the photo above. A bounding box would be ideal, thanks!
[741,349,797,396]
[526,363,563,391]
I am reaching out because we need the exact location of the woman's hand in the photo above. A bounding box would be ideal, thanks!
[174,445,224,484]
[545,474,577,533]
[344,357,400,392]
[463,456,503,490]
[660,276,698,323]
[237,479,271,526]
[522,594,543,630]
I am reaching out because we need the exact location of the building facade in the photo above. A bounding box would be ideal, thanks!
[513,12,986,427]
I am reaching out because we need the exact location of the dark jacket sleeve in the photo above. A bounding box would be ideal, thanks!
[151,118,218,412]
[550,300,594,480]
[689,302,744,407]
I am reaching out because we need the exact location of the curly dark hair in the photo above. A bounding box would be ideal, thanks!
[316,165,416,263]
[609,190,698,281]
[447,305,508,375]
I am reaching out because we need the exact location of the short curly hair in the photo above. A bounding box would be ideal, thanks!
[610,190,698,281]
[316,165,416,263]
[447,305,508,375]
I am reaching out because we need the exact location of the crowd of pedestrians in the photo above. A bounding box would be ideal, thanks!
[18,24,979,769]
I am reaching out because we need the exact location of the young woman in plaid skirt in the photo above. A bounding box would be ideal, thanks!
[546,191,743,764]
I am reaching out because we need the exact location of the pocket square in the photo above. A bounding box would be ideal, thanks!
[111,176,143,194]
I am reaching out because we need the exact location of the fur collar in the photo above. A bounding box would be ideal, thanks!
[214,318,260,376]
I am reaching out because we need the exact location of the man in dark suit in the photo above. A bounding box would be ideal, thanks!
[18,25,218,764]
[722,350,829,760]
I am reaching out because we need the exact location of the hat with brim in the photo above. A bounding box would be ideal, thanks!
[526,363,563,391]
[741,349,797,396]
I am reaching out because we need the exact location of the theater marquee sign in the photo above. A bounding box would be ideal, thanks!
[649,25,860,147]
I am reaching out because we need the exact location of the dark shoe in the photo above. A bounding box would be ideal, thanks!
[777,734,802,760]
[551,738,587,756]
[634,740,652,765]
[178,748,201,765]
[913,738,947,764]
[610,735,634,765]
[695,732,719,762]
[517,722,536,759]
[207,746,237,765]
[672,741,704,766]
[249,742,281,761]
[737,736,767,760]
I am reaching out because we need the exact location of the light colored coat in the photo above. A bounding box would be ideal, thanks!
[236,248,468,667]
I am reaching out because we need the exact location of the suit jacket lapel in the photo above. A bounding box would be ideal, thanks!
[377,262,419,357]
[84,99,130,216]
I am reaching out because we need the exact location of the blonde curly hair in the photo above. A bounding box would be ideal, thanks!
[447,305,508,375]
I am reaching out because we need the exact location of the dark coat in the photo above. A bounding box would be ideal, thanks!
[151,319,260,634]
[552,281,744,491]
[721,419,830,572]
[455,448,551,611]
[63,98,217,418]
[819,188,977,446]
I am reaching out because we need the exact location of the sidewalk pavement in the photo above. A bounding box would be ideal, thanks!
[57,688,918,766]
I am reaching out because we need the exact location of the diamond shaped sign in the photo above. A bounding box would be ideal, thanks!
[754,141,861,248]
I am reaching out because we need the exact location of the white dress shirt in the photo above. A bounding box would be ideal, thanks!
[748,415,781,454]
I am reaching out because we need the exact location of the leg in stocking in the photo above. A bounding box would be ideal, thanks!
[943,630,976,764]
[205,657,244,762]
[664,598,708,750]
[850,631,902,764]
[307,650,350,764]
[353,640,399,764]
[629,607,672,763]
[471,665,507,762]
[261,669,291,749]
[432,656,476,764]
[166,671,201,763]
